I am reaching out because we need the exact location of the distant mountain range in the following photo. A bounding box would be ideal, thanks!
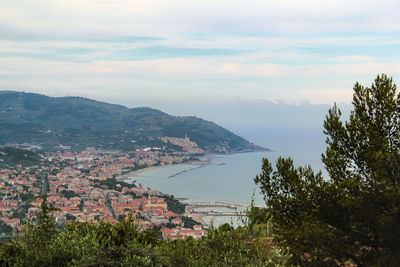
[0,91,267,153]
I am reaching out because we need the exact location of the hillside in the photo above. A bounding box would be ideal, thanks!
[0,91,266,153]
[0,147,42,168]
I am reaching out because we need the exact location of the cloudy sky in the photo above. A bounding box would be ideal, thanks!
[1,0,400,107]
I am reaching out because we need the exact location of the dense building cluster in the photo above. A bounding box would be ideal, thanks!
[0,137,207,239]
[160,135,204,154]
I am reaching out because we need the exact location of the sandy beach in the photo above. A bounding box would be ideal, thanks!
[124,165,164,178]
[118,159,213,181]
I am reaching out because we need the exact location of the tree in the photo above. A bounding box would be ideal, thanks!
[255,74,400,266]
[0,204,292,266]
[0,220,13,236]
[65,213,76,221]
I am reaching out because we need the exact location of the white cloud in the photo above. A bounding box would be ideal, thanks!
[1,0,400,105]
[2,0,400,37]
[330,55,374,62]
[296,88,354,104]
[1,53,399,105]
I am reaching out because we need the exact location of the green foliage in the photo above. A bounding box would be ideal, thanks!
[124,191,142,199]
[160,222,291,266]
[0,91,264,153]
[1,214,161,266]
[93,177,136,191]
[65,214,76,221]
[160,195,186,214]
[164,222,177,229]
[255,74,400,266]
[10,202,31,221]
[20,192,34,202]
[60,190,78,199]
[182,216,200,229]
[0,221,13,236]
[0,147,41,168]
[77,200,84,212]
[117,180,137,189]
[2,197,60,266]
[0,197,291,266]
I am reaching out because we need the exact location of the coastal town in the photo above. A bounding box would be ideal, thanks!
[0,136,209,240]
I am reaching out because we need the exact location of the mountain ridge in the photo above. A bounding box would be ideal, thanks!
[0,91,268,153]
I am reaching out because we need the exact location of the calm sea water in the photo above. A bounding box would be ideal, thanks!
[125,149,326,207]
[124,127,327,227]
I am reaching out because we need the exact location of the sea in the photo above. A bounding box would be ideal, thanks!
[123,127,327,226]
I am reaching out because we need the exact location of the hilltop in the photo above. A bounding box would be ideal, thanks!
[0,91,267,153]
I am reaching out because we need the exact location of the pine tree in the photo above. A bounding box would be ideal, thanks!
[255,74,400,266]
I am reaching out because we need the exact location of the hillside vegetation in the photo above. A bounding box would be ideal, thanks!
[256,74,400,265]
[0,200,291,266]
[2,75,400,266]
[0,91,265,153]
[0,147,41,168]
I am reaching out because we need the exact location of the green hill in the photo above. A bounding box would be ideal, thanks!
[0,147,41,168]
[0,91,266,153]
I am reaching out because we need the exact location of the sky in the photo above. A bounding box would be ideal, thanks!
[1,0,400,108]
[3,0,397,167]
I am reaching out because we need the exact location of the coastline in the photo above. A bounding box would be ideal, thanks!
[118,151,269,227]
[118,150,270,182]
[118,158,213,181]
[117,151,269,204]
[121,165,165,178]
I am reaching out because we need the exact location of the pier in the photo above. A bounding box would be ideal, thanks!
[182,200,266,209]
[191,211,247,216]
[181,200,251,209]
